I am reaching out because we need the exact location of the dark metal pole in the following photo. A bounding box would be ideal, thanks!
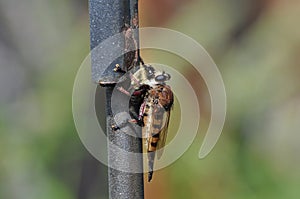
[89,0,144,199]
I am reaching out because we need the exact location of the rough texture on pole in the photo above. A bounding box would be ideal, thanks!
[89,0,125,84]
[90,0,141,85]
[89,0,144,199]
[106,87,144,199]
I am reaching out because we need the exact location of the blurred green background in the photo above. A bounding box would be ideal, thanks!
[1,0,300,199]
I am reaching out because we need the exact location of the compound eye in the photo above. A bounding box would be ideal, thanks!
[155,75,166,82]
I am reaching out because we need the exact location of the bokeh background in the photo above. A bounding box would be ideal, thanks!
[1,0,300,199]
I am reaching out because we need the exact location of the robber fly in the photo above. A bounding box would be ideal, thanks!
[117,65,173,182]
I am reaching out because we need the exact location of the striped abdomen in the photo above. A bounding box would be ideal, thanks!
[143,84,173,181]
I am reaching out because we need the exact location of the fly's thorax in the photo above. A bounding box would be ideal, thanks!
[131,65,155,86]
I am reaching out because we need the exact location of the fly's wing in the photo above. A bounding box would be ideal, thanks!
[144,100,166,153]
[156,109,171,159]
[142,98,153,152]
[144,102,166,182]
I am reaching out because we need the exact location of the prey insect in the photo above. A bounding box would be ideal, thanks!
[116,65,174,182]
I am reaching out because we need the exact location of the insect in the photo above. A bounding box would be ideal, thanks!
[127,65,174,182]
[141,83,173,182]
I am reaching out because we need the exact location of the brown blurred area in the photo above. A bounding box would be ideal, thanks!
[1,0,300,199]
[141,0,300,198]
[140,0,193,26]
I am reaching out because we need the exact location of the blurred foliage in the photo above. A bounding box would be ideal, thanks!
[1,0,300,199]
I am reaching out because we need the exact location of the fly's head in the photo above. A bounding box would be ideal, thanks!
[147,70,171,88]
[130,64,171,88]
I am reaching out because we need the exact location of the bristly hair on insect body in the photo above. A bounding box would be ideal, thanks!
[127,65,174,182]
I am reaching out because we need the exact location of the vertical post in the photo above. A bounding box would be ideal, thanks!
[89,0,144,199]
